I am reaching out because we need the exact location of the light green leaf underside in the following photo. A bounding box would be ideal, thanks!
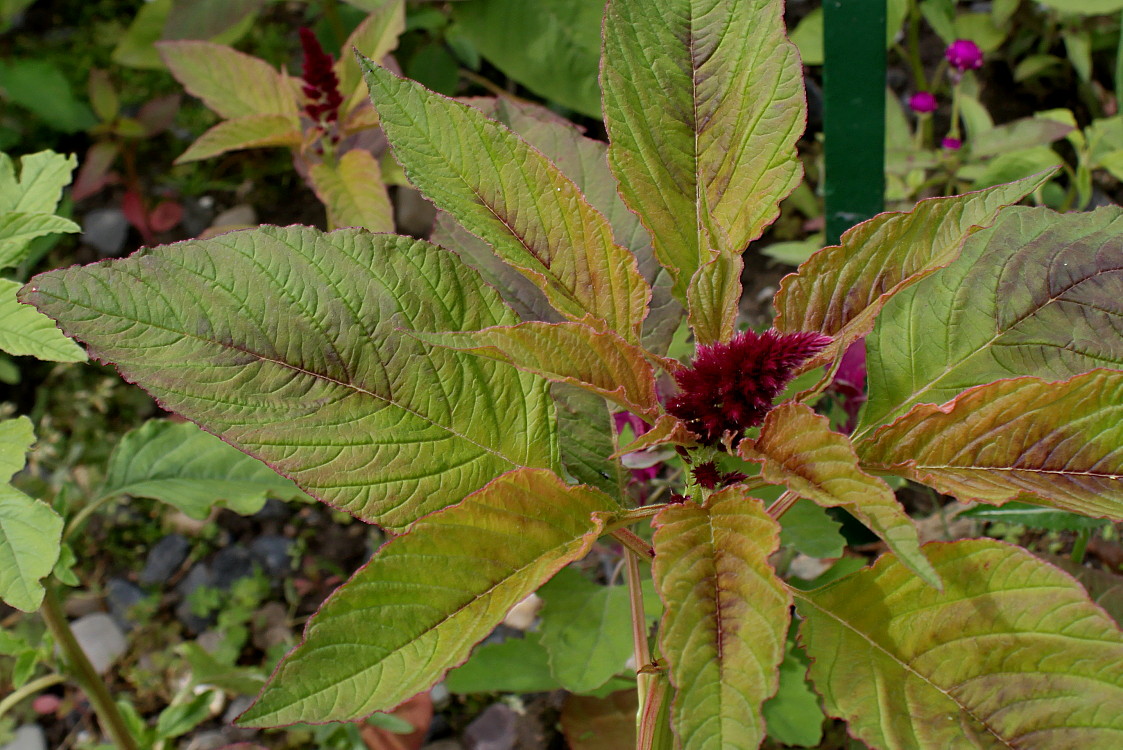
[157,41,299,120]
[414,322,662,420]
[602,0,805,299]
[859,372,1123,520]
[0,213,80,265]
[175,114,302,164]
[0,150,79,269]
[860,206,1123,435]
[238,468,613,726]
[308,148,394,233]
[21,227,557,530]
[797,539,1123,749]
[0,279,86,362]
[740,403,939,588]
[0,417,35,484]
[361,61,651,341]
[653,489,791,750]
[101,419,312,519]
[774,173,1048,367]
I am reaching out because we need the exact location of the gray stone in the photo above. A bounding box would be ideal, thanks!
[250,535,292,576]
[211,545,257,590]
[464,704,517,750]
[0,725,45,750]
[81,208,128,257]
[70,613,126,674]
[106,577,146,630]
[175,563,214,633]
[140,533,190,585]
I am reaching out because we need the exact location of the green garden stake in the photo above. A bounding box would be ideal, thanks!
[823,0,886,244]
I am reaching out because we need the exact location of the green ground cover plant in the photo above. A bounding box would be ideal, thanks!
[13,0,1123,747]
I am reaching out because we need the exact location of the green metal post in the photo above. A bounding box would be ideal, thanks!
[823,0,887,245]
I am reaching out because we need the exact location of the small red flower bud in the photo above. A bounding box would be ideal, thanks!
[942,136,962,151]
[908,91,938,114]
[945,39,983,72]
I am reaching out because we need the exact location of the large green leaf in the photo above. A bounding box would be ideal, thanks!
[0,279,85,362]
[552,384,621,497]
[414,322,662,420]
[653,489,791,750]
[796,539,1123,748]
[858,372,1123,520]
[773,174,1048,369]
[21,227,557,530]
[445,632,561,694]
[0,417,63,612]
[450,0,603,118]
[739,403,939,588]
[238,468,613,726]
[602,0,805,300]
[0,150,79,268]
[859,206,1123,434]
[361,60,651,341]
[157,41,299,119]
[307,148,394,233]
[762,640,824,748]
[101,419,312,519]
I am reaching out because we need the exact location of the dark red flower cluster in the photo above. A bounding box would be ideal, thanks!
[299,28,343,125]
[666,329,831,444]
[691,461,747,490]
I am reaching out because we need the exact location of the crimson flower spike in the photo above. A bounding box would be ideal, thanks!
[666,329,832,445]
[298,28,344,128]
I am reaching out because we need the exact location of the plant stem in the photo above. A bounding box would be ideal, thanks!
[636,666,673,750]
[0,673,67,720]
[63,493,114,541]
[612,527,655,559]
[766,489,800,520]
[39,587,139,750]
[624,550,651,706]
[1071,528,1093,565]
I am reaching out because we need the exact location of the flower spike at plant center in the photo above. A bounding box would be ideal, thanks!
[666,329,831,445]
[298,28,343,129]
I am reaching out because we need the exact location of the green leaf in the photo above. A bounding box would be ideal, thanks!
[361,60,651,342]
[762,641,824,748]
[101,420,311,519]
[445,632,561,694]
[0,59,96,133]
[739,403,939,588]
[157,41,300,119]
[860,206,1123,434]
[337,1,406,116]
[21,227,557,530]
[687,252,742,345]
[958,502,1109,531]
[155,690,219,740]
[450,0,603,117]
[773,173,1049,370]
[174,115,303,164]
[538,568,633,694]
[0,150,80,269]
[308,148,394,233]
[181,642,266,694]
[858,372,1123,520]
[653,489,791,750]
[796,539,1123,749]
[238,469,613,726]
[0,279,86,362]
[162,0,264,42]
[969,117,1074,159]
[1044,555,1123,626]
[552,384,621,496]
[602,0,805,299]
[111,0,171,69]
[414,322,662,420]
[0,418,63,612]
[779,498,845,559]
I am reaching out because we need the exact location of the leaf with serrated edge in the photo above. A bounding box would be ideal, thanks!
[0,279,85,362]
[796,539,1123,749]
[413,322,661,421]
[603,0,805,300]
[158,41,299,120]
[0,150,78,215]
[336,0,405,117]
[101,420,311,519]
[612,414,697,457]
[687,251,742,345]
[739,402,939,588]
[361,58,651,341]
[859,205,1123,435]
[308,148,394,233]
[773,172,1049,369]
[174,115,302,164]
[653,489,791,750]
[0,417,34,483]
[859,372,1123,520]
[237,468,613,726]
[20,227,556,530]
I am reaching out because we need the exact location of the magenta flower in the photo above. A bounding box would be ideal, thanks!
[666,329,831,445]
[945,39,983,72]
[299,28,344,126]
[942,136,962,151]
[908,91,938,114]
[827,339,867,434]
[691,461,748,490]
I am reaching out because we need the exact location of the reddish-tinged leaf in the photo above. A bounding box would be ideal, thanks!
[174,115,302,164]
[653,489,790,750]
[413,322,662,421]
[687,252,742,345]
[858,372,1123,520]
[361,59,651,341]
[773,173,1049,369]
[358,691,431,750]
[158,41,299,120]
[603,0,805,300]
[72,142,120,202]
[336,0,405,117]
[308,148,394,233]
[238,469,613,726]
[148,200,183,233]
[612,414,697,457]
[561,691,638,750]
[739,402,939,588]
[797,539,1123,749]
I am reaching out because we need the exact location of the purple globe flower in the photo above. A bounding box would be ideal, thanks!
[942,136,962,151]
[945,39,984,71]
[908,91,939,114]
